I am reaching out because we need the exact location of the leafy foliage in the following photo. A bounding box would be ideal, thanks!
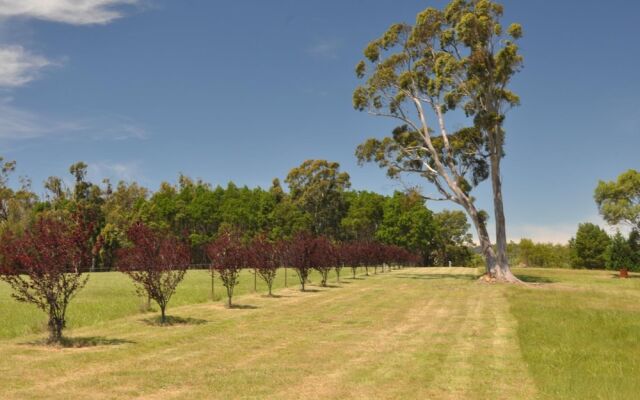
[595,169,640,230]
[285,160,351,238]
[247,234,280,296]
[569,223,611,269]
[117,222,191,323]
[0,214,95,343]
[605,232,634,271]
[207,230,248,307]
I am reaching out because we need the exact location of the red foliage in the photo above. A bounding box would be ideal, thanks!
[117,222,191,323]
[247,234,280,296]
[311,236,336,287]
[0,215,94,343]
[207,230,248,307]
[280,232,339,290]
[280,232,315,291]
[337,241,420,278]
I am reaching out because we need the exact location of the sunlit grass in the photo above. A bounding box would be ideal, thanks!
[509,268,640,399]
[0,267,638,399]
[0,266,354,339]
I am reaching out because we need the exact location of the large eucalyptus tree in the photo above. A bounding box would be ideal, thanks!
[353,0,522,281]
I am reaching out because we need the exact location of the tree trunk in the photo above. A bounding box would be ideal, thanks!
[211,269,216,301]
[463,196,520,283]
[488,129,520,283]
[48,316,63,344]
[160,304,166,324]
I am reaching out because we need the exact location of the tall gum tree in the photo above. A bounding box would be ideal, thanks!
[353,0,522,281]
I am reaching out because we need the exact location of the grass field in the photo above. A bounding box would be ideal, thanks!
[0,267,638,399]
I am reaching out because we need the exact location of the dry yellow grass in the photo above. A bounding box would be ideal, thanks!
[0,267,540,399]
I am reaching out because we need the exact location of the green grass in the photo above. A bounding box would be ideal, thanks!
[508,268,640,400]
[0,266,638,399]
[0,267,354,339]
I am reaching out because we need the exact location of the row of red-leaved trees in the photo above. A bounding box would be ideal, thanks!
[0,215,419,343]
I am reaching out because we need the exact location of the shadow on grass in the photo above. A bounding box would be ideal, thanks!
[142,315,208,326]
[516,274,555,284]
[261,294,292,299]
[23,336,134,348]
[228,304,259,310]
[299,288,321,293]
[610,274,640,279]
[394,273,477,281]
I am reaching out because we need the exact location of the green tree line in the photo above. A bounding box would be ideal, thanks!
[0,157,475,269]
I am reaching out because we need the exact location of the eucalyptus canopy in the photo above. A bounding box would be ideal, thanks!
[353,0,522,281]
[595,169,640,231]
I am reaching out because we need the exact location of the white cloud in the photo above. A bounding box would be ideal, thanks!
[0,0,140,25]
[0,45,53,88]
[0,98,147,141]
[306,38,341,59]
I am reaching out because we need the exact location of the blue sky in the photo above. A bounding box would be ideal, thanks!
[0,0,638,243]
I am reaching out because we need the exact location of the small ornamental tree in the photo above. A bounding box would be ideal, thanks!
[207,231,247,307]
[342,242,364,279]
[117,222,191,324]
[0,215,94,344]
[284,232,315,291]
[312,236,336,287]
[249,234,280,296]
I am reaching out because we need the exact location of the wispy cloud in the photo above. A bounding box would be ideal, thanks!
[0,0,141,25]
[0,1,147,141]
[306,38,341,59]
[87,161,142,183]
[0,98,147,141]
[0,45,55,88]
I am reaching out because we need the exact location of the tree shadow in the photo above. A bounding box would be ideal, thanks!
[228,304,259,310]
[336,280,352,284]
[261,294,291,299]
[516,274,555,284]
[141,315,208,326]
[394,273,477,281]
[322,284,341,288]
[23,336,135,348]
[610,274,640,279]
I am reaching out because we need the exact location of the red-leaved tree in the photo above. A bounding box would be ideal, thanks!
[282,232,315,291]
[248,234,280,296]
[117,222,191,324]
[312,236,336,287]
[0,215,94,343]
[207,231,248,307]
